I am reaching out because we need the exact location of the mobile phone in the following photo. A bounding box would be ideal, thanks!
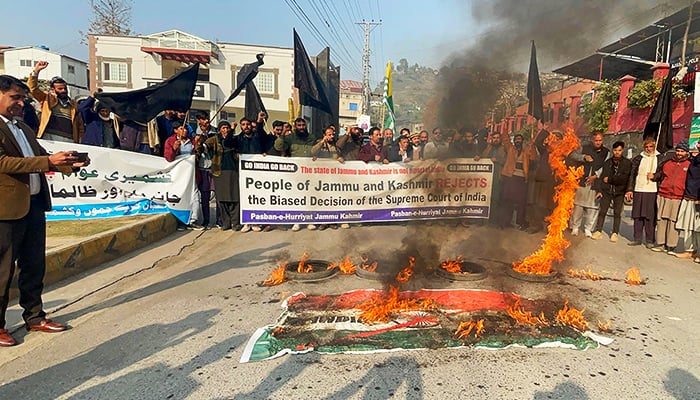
[74,152,89,163]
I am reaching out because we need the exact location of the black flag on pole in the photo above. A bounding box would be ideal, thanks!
[244,81,267,121]
[527,41,544,122]
[293,29,332,114]
[96,63,199,124]
[223,54,265,106]
[643,70,674,153]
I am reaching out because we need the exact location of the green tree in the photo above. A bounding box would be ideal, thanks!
[580,80,620,132]
[397,58,409,73]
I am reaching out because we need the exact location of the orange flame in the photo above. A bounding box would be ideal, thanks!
[396,256,416,283]
[271,327,284,337]
[555,299,588,331]
[327,255,357,274]
[507,298,549,326]
[357,285,437,324]
[513,128,584,275]
[567,266,604,281]
[297,252,313,273]
[440,256,465,273]
[597,319,612,332]
[455,319,485,339]
[625,267,641,285]
[360,256,378,272]
[262,260,287,286]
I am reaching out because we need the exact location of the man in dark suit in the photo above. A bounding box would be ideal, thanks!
[0,75,89,347]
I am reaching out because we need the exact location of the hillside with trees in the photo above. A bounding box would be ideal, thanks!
[375,58,566,133]
[372,58,438,130]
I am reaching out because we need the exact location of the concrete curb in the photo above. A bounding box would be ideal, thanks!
[10,213,177,300]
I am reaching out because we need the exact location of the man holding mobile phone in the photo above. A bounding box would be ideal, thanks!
[0,74,90,347]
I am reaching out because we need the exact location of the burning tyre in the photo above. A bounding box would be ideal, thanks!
[285,259,338,282]
[435,257,488,281]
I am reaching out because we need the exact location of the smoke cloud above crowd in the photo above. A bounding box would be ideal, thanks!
[434,0,689,129]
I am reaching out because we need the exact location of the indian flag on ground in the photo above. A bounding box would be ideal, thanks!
[383,61,395,132]
[240,288,611,363]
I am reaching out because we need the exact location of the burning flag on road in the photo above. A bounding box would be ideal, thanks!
[240,289,608,363]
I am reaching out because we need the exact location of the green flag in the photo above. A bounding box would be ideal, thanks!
[383,61,395,131]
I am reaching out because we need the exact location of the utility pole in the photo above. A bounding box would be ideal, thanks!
[356,20,381,116]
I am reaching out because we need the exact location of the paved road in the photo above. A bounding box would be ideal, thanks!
[0,219,699,399]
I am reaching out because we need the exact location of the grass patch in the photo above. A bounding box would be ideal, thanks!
[46,215,152,238]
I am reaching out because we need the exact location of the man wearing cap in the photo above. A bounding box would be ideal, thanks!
[78,92,120,148]
[199,120,239,230]
[650,140,691,254]
[409,132,423,160]
[27,61,84,143]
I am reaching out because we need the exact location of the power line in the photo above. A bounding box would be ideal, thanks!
[284,0,361,76]
[377,0,385,78]
[283,0,327,48]
[308,0,362,72]
[291,0,361,73]
[321,0,363,54]
[342,0,361,29]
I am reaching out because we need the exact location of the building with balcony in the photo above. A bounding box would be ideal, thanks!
[88,30,294,127]
[0,45,89,98]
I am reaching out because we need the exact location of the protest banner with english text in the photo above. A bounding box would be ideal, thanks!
[239,155,493,224]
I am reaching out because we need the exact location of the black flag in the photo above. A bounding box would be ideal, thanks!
[244,81,267,121]
[293,29,333,114]
[527,41,544,122]
[96,63,199,123]
[224,54,264,107]
[643,70,674,153]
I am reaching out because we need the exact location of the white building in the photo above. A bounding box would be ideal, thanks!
[88,30,294,125]
[0,45,90,98]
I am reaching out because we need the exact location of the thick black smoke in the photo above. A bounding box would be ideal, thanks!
[468,0,689,70]
[436,0,690,130]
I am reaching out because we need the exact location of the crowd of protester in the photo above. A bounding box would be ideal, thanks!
[569,133,700,264]
[20,63,700,260]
